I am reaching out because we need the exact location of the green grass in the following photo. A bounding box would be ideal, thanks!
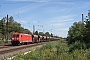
[0,40,5,44]
[0,39,11,44]
[8,40,90,60]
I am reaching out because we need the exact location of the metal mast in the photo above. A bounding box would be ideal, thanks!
[6,14,8,43]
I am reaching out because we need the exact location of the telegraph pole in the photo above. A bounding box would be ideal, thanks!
[82,14,84,24]
[88,10,90,19]
[6,14,8,43]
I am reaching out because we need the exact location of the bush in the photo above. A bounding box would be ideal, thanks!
[69,41,86,52]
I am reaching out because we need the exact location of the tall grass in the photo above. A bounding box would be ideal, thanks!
[0,40,4,44]
[11,40,90,60]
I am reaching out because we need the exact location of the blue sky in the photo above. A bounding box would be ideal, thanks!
[0,0,90,37]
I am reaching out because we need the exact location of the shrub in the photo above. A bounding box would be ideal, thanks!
[69,41,86,52]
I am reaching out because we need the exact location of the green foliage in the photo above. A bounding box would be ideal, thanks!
[38,32,44,36]
[83,18,90,44]
[0,40,5,44]
[67,22,84,44]
[10,40,90,60]
[0,19,6,39]
[69,41,86,52]
[66,10,90,52]
[67,10,90,49]
[23,29,32,34]
[0,16,32,41]
[34,31,38,35]
[12,40,69,60]
[44,32,50,37]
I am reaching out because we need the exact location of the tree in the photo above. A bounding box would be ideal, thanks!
[23,29,32,34]
[0,18,6,39]
[0,16,33,40]
[44,32,50,37]
[34,31,38,35]
[39,32,44,36]
[66,22,84,44]
[51,33,53,37]
[8,16,14,33]
[83,19,90,43]
[66,10,90,49]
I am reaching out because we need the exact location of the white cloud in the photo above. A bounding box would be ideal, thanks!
[29,0,51,2]
[7,0,52,2]
[42,7,71,14]
[7,3,45,16]
[16,19,27,23]
[58,1,74,5]
[48,15,76,27]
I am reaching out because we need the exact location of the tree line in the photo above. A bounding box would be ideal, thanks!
[0,16,57,40]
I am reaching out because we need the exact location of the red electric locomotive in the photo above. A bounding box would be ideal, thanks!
[11,32,33,45]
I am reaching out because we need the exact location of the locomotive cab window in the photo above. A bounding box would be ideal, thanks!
[17,35,19,37]
[13,34,19,37]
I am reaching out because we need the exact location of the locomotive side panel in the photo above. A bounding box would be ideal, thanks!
[19,34,32,43]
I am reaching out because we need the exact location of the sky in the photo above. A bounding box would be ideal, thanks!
[0,0,90,38]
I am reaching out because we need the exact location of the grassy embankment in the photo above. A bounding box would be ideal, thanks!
[8,40,90,60]
[0,39,11,44]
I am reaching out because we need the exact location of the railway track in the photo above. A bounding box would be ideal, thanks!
[0,43,41,54]
[0,42,46,59]
[0,44,12,49]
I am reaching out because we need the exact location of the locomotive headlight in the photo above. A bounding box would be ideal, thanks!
[17,38,19,40]
[12,38,14,40]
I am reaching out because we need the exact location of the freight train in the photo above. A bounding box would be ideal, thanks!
[11,32,60,45]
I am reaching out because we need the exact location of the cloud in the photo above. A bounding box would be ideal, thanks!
[44,14,77,37]
[58,1,74,5]
[8,4,34,15]
[7,3,45,16]
[42,7,70,14]
[7,0,52,2]
[16,19,27,23]
[48,15,77,27]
